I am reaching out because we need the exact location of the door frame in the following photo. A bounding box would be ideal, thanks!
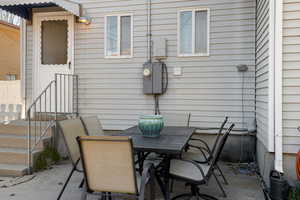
[32,11,74,99]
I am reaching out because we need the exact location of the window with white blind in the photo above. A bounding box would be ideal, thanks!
[105,14,133,58]
[178,8,210,57]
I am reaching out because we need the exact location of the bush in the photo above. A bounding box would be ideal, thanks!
[289,187,300,200]
[34,146,61,171]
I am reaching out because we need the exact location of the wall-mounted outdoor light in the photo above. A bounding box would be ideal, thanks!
[78,16,91,25]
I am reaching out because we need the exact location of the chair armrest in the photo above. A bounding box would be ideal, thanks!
[139,163,155,200]
[187,144,211,162]
[189,138,212,153]
[189,144,211,154]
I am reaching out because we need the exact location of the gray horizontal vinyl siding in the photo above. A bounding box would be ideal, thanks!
[74,0,256,130]
[255,0,269,149]
[282,0,300,153]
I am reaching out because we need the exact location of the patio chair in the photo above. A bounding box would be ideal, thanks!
[169,123,235,200]
[57,118,88,200]
[183,117,229,186]
[188,117,228,159]
[76,136,156,200]
[80,115,105,136]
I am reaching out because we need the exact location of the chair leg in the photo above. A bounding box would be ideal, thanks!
[148,171,156,200]
[215,164,228,185]
[170,178,174,193]
[57,167,76,200]
[79,178,84,188]
[108,192,112,200]
[212,172,227,198]
[80,183,87,200]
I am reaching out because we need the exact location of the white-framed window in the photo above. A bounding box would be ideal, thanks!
[178,8,210,57]
[105,14,133,58]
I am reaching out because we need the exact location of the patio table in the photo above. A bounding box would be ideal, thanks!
[120,126,196,200]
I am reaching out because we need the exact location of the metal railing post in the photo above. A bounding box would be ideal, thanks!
[76,75,79,117]
[54,74,58,142]
[27,110,31,174]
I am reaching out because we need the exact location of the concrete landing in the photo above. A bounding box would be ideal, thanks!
[0,162,264,200]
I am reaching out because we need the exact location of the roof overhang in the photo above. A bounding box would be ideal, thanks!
[0,0,80,19]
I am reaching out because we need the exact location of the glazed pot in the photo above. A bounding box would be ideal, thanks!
[138,115,164,138]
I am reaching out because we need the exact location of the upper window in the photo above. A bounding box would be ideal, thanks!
[178,8,210,57]
[105,14,133,58]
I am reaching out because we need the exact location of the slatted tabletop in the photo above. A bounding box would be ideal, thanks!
[120,126,195,154]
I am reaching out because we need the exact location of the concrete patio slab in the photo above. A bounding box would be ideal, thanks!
[0,162,265,200]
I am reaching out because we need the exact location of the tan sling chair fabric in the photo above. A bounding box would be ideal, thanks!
[58,118,88,165]
[77,136,138,194]
[57,118,88,200]
[80,116,105,136]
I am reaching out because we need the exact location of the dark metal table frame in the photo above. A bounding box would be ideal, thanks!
[120,126,196,200]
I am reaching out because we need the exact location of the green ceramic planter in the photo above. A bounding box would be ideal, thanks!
[138,115,164,138]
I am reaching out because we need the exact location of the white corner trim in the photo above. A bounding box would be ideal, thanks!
[20,19,26,100]
[268,0,275,153]
[20,19,27,118]
[274,0,283,173]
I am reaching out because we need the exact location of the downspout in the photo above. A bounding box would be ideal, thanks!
[274,0,283,173]
[268,0,275,153]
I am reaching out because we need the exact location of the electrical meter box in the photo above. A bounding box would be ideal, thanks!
[143,62,163,94]
[153,38,167,60]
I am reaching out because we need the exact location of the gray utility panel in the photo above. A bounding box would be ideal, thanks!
[143,62,163,95]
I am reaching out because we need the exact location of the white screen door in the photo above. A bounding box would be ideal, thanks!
[33,12,74,113]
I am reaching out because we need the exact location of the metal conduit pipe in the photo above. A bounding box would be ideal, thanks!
[146,0,152,62]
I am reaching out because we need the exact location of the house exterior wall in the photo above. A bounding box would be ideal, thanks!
[0,21,20,80]
[72,0,256,130]
[272,0,300,184]
[255,0,270,151]
[282,0,300,154]
[255,0,273,184]
[24,0,256,130]
[256,0,300,185]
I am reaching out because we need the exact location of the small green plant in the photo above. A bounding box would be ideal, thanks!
[34,146,61,171]
[289,187,300,200]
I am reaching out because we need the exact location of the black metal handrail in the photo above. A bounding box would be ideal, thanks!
[27,73,79,173]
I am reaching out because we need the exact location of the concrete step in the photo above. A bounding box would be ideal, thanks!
[0,134,51,149]
[31,113,68,121]
[0,121,53,137]
[0,120,54,176]
[0,164,28,177]
[0,147,41,165]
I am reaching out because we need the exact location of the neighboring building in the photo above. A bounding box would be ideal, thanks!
[0,0,299,185]
[0,20,20,80]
